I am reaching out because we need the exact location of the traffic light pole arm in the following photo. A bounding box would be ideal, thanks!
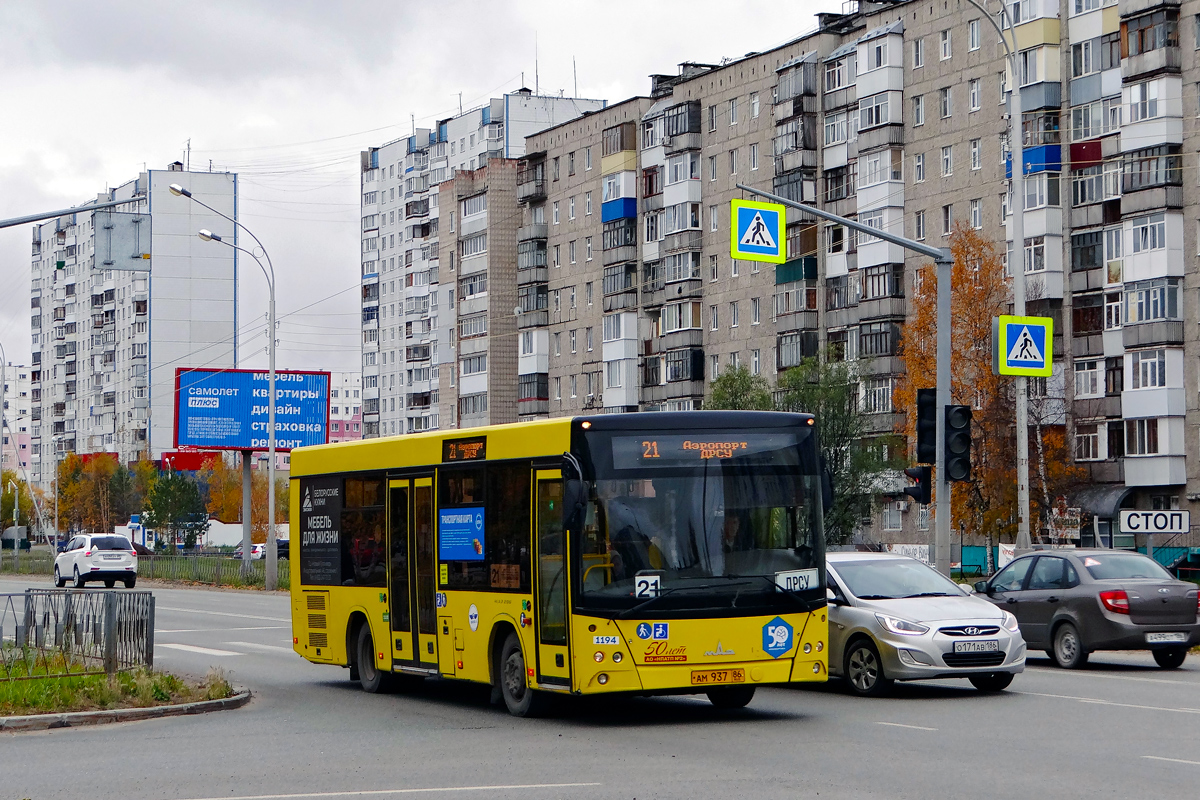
[0,198,129,231]
[735,183,956,575]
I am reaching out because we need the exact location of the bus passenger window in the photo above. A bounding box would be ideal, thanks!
[341,475,387,587]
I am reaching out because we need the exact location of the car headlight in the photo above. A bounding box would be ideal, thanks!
[1001,611,1019,632]
[875,613,929,636]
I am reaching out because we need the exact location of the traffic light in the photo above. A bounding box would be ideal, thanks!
[903,465,932,505]
[915,388,937,464]
[944,405,973,482]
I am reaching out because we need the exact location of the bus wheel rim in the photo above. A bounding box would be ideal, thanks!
[504,651,526,701]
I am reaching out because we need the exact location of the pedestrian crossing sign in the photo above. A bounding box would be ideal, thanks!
[994,314,1054,377]
[731,199,786,263]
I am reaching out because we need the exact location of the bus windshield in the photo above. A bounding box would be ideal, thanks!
[574,428,824,615]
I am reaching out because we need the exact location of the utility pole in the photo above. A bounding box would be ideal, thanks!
[735,183,957,574]
[967,0,1030,550]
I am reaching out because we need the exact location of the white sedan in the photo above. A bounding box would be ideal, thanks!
[54,535,138,588]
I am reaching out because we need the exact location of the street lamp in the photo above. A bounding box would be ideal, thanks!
[965,1,1032,551]
[172,184,280,590]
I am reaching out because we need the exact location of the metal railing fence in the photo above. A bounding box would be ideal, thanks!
[1,589,154,678]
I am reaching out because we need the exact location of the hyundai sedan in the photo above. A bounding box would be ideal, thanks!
[827,552,1025,696]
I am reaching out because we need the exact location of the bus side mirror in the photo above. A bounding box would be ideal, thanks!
[561,453,587,532]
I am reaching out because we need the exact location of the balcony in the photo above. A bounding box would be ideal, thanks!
[517,309,548,329]
[517,223,548,242]
[517,266,548,286]
[663,132,702,154]
[517,176,546,203]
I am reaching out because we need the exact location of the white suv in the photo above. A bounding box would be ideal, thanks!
[54,535,138,588]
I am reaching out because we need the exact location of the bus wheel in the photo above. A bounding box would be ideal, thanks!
[707,686,756,709]
[499,632,550,717]
[356,624,392,693]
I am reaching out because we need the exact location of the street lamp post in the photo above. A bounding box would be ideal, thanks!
[170,183,279,590]
[966,0,1032,551]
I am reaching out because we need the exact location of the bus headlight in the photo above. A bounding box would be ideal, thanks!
[803,643,812,654]
[597,673,609,684]
[612,652,623,663]
[594,651,605,662]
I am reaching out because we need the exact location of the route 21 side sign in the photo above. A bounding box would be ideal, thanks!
[993,315,1054,377]
[730,199,786,263]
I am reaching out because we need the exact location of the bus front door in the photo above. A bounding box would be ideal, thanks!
[535,471,571,685]
[387,477,438,670]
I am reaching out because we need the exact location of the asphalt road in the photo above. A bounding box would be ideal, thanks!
[3,574,1199,800]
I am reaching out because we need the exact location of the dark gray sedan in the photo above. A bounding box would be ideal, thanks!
[975,550,1200,669]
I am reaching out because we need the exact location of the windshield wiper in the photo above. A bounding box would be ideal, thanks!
[616,582,751,619]
[856,594,898,600]
[896,592,958,598]
[733,574,818,612]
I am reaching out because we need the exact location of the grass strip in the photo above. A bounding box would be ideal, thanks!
[1,666,232,716]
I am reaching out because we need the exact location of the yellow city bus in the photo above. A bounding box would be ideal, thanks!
[289,410,829,716]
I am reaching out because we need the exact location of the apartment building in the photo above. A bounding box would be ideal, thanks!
[358,91,606,439]
[501,0,1200,546]
[328,370,363,443]
[2,363,33,475]
[29,165,238,491]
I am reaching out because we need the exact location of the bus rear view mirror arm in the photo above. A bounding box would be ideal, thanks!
[561,452,587,532]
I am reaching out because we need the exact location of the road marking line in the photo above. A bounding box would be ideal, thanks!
[158,606,289,623]
[225,641,296,654]
[158,626,289,634]
[177,782,603,800]
[158,643,243,657]
[1143,756,1200,766]
[1016,690,1200,715]
[1027,666,1199,688]
[876,721,937,731]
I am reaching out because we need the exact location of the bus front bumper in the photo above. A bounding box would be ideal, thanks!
[575,655,828,694]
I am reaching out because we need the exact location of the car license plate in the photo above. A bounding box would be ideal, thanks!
[104,555,122,560]
[690,668,746,686]
[1146,632,1188,644]
[953,640,999,653]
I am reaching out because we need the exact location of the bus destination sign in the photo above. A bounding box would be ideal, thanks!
[611,433,799,470]
[443,436,486,462]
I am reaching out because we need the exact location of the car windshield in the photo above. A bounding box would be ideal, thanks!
[833,558,964,600]
[575,429,823,613]
[91,536,133,551]
[1080,553,1172,580]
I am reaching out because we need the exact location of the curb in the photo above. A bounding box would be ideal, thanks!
[0,688,251,732]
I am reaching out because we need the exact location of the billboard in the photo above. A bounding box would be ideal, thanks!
[174,368,330,452]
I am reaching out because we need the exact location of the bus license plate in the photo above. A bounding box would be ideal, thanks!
[1146,632,1188,643]
[953,640,999,653]
[691,668,746,686]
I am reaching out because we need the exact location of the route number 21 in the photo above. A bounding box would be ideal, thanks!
[642,441,660,458]
[635,574,661,598]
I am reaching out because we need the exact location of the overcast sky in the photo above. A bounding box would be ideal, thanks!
[0,0,839,372]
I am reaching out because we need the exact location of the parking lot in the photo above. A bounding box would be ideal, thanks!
[4,575,1199,800]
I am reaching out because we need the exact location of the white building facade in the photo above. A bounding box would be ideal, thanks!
[29,164,238,489]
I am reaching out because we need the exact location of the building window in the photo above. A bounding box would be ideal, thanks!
[862,377,894,414]
[606,360,623,389]
[941,145,953,176]
[912,95,925,126]
[915,211,926,241]
[914,153,925,182]
[1123,146,1182,192]
[970,139,982,170]
[1130,349,1167,389]
[968,18,981,50]
[750,143,759,171]
[729,97,738,125]
[970,199,982,229]
[1075,424,1100,461]
[1132,213,1167,252]
[1126,9,1179,57]
[552,201,559,224]
[751,92,760,118]
[969,79,981,112]
[1024,173,1060,209]
[708,155,717,181]
[1124,278,1180,324]
[1018,47,1039,85]
[881,501,902,531]
[1126,418,1159,455]
[913,37,925,68]
[1072,40,1097,78]
[729,149,738,174]
[859,93,890,129]
[940,30,952,60]
[710,305,719,330]
[825,59,847,91]
[942,204,952,235]
[1075,359,1102,398]
[940,87,952,118]
[585,192,593,214]
[752,297,760,325]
